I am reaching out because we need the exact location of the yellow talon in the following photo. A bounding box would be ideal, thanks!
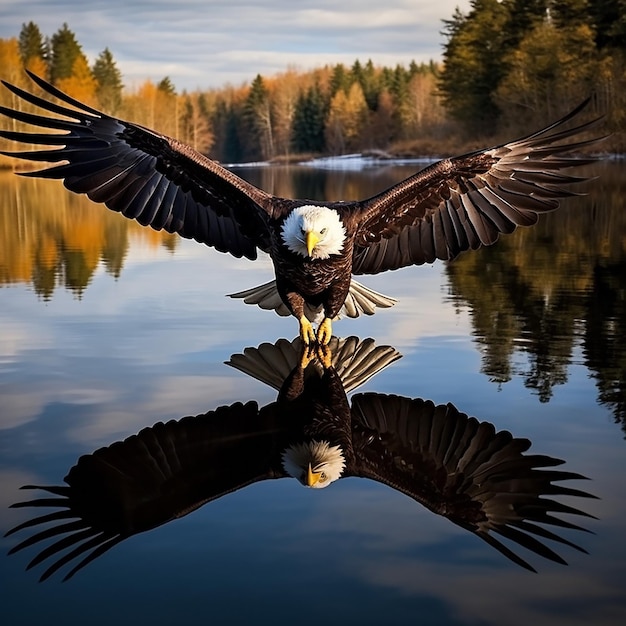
[299,343,315,370]
[299,316,316,345]
[316,342,333,369]
[316,317,333,345]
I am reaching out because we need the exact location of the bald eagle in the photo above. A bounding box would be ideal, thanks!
[0,73,602,343]
[5,337,595,581]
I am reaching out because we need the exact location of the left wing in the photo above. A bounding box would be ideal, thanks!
[351,101,603,274]
[0,72,274,259]
[5,401,287,581]
[348,393,597,571]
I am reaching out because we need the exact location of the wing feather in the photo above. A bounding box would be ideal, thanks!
[5,401,287,581]
[348,393,596,571]
[0,72,274,259]
[352,100,604,274]
[419,217,436,263]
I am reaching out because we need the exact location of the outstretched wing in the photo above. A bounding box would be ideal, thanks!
[351,101,604,274]
[348,393,597,572]
[5,401,287,581]
[0,72,274,259]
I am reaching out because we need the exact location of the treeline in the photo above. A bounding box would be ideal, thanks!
[439,0,626,136]
[1,4,624,168]
[0,21,447,165]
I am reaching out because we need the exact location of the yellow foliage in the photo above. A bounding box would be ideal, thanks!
[56,55,97,106]
[25,55,47,79]
[0,174,178,295]
[38,233,59,269]
[119,80,179,137]
[325,83,368,154]
[0,38,22,85]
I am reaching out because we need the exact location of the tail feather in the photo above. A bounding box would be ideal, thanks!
[228,279,396,321]
[226,336,401,393]
[227,281,291,316]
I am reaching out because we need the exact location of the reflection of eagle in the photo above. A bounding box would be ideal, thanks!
[6,337,595,581]
[0,73,602,343]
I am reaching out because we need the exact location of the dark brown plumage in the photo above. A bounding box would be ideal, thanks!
[0,72,603,342]
[5,337,596,581]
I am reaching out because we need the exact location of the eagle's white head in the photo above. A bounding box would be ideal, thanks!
[281,205,346,260]
[281,440,346,489]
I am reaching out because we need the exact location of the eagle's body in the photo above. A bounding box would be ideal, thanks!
[278,357,354,486]
[0,72,603,343]
[274,212,354,323]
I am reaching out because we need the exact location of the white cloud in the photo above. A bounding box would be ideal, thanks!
[0,1,471,90]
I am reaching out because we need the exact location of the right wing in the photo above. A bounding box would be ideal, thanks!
[348,393,597,571]
[350,101,603,274]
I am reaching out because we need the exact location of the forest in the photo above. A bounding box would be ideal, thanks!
[0,0,625,167]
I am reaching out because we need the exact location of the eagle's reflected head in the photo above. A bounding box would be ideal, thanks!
[281,440,346,488]
[281,205,346,260]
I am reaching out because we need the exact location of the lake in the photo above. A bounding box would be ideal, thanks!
[1,160,625,626]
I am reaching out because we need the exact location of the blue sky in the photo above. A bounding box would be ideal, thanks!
[0,1,471,91]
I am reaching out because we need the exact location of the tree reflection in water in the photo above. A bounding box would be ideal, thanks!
[445,162,626,434]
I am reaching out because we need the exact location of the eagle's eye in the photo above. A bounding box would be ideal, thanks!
[319,471,327,480]
[320,228,327,235]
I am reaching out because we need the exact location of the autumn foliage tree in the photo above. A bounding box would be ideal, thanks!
[325,82,369,154]
[0,37,22,87]
[57,53,97,105]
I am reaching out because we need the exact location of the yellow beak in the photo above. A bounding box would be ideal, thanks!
[306,463,321,487]
[306,231,320,257]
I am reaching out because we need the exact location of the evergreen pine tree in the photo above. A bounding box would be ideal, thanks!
[439,0,510,134]
[18,21,47,66]
[92,47,123,113]
[222,105,243,163]
[502,0,548,49]
[49,23,83,84]
[389,64,411,137]
[243,74,273,160]
[329,63,351,95]
[157,76,177,96]
[355,59,380,111]
[292,84,327,153]
[550,0,592,28]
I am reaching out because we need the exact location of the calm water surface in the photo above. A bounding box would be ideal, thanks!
[1,162,625,626]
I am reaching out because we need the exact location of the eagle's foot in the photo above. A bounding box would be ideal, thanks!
[299,316,316,345]
[316,317,333,345]
[316,343,333,369]
[299,343,316,370]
